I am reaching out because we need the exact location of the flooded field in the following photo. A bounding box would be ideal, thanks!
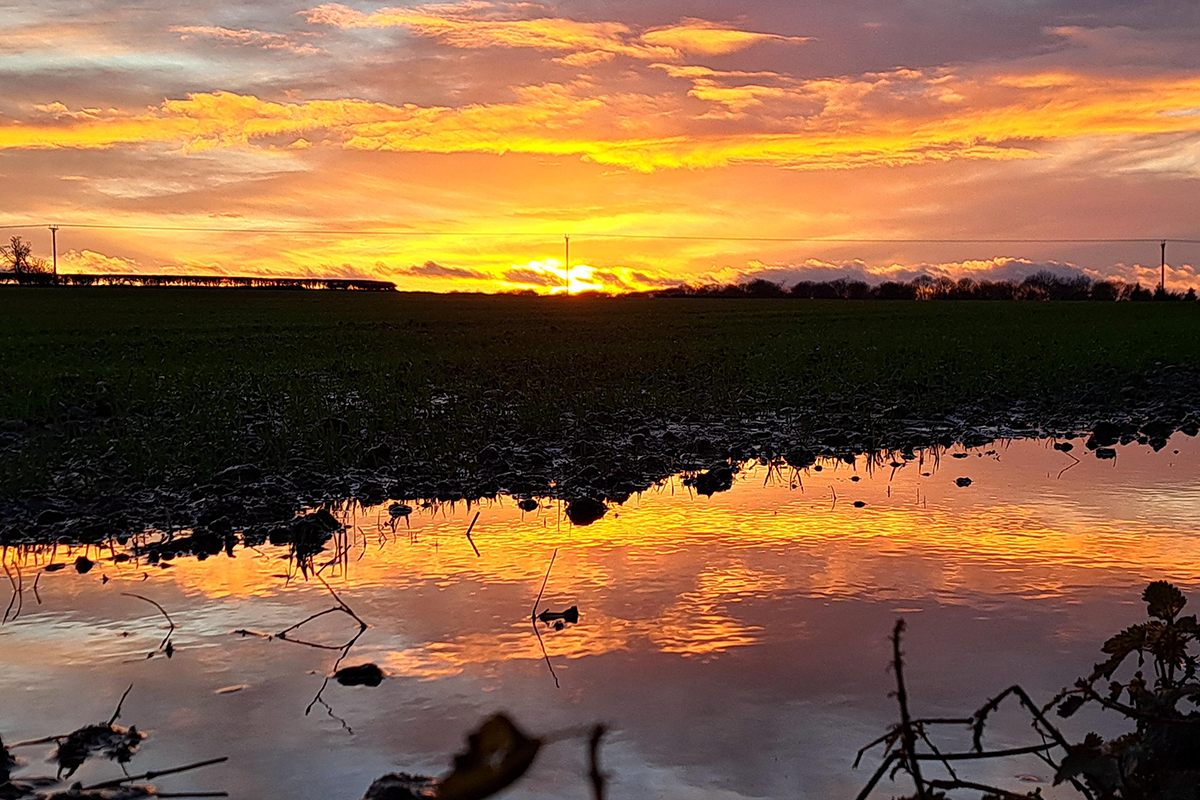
[3,436,1200,799]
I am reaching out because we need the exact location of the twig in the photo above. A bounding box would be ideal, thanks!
[277,607,344,639]
[122,592,176,650]
[32,571,41,604]
[853,753,898,800]
[7,734,67,748]
[890,620,926,799]
[913,744,1054,761]
[108,683,134,727]
[532,549,558,619]
[532,617,560,689]
[465,511,481,557]
[972,685,1093,800]
[81,756,228,790]
[3,560,20,623]
[916,726,957,781]
[927,778,1033,799]
[587,725,607,800]
[1056,451,1081,479]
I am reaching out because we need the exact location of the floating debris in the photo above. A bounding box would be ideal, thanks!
[955,477,972,487]
[54,723,145,778]
[536,606,579,626]
[361,772,437,800]
[334,663,385,687]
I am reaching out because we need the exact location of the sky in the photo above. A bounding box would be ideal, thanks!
[3,0,1200,292]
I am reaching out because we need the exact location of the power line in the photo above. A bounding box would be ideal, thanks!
[0,221,1198,244]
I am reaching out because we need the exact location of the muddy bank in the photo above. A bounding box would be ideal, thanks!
[2,365,1199,548]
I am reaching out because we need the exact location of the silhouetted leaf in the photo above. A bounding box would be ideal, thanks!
[1091,654,1125,681]
[1102,624,1150,659]
[1054,735,1109,786]
[437,715,540,800]
[1144,581,1186,621]
[1057,695,1086,718]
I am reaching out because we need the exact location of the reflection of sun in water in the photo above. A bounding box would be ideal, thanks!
[508,258,604,294]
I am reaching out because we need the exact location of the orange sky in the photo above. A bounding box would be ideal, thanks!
[3,2,1200,291]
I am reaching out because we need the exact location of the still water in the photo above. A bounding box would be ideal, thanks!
[3,437,1200,799]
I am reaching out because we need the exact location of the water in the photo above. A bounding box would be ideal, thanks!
[3,436,1200,799]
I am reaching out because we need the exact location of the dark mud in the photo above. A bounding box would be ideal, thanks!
[2,365,1200,550]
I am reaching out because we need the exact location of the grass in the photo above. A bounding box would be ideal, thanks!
[2,287,1200,496]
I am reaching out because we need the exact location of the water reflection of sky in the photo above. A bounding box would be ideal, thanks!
[3,436,1200,799]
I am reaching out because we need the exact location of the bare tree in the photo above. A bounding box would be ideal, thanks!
[1,236,52,284]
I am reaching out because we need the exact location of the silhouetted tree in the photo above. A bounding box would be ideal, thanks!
[1090,279,1124,301]
[742,278,786,298]
[874,281,916,300]
[1130,283,1154,301]
[1,236,52,284]
[846,280,870,299]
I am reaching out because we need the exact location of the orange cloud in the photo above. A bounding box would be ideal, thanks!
[303,2,805,60]
[6,67,1200,174]
[640,18,810,55]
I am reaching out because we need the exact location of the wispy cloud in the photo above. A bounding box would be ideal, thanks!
[170,25,323,55]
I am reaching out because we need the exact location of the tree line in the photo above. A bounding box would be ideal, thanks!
[655,270,1197,301]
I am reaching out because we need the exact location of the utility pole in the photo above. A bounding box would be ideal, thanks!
[564,234,570,294]
[1161,240,1167,293]
[49,224,59,284]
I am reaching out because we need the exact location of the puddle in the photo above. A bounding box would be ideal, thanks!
[2,436,1200,798]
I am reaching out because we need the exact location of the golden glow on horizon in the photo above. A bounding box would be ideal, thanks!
[4,3,1200,290]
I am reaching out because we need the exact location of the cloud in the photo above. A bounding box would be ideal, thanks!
[9,63,1200,172]
[170,26,323,55]
[303,2,806,61]
[397,260,488,279]
[719,257,1099,287]
[61,248,144,274]
[640,19,810,56]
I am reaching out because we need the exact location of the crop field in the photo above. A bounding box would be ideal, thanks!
[2,287,1200,495]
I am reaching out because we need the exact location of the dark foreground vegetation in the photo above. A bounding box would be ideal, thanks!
[3,287,1200,538]
[662,270,1198,302]
[858,581,1200,800]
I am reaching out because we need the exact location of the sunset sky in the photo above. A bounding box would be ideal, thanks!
[4,0,1200,292]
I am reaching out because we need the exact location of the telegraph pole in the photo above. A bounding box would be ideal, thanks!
[49,224,59,284]
[564,234,570,294]
[1161,240,1167,293]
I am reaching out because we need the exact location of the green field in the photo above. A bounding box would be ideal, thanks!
[2,287,1200,496]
